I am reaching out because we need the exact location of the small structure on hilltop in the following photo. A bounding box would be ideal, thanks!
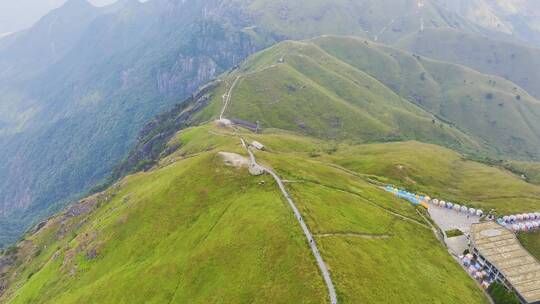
[216,118,232,127]
[231,119,261,133]
[251,141,265,151]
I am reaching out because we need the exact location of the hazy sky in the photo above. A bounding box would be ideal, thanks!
[0,0,117,34]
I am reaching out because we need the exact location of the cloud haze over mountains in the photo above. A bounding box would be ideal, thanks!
[0,0,116,34]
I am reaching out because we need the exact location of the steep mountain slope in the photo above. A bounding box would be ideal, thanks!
[0,125,492,303]
[2,0,540,250]
[397,27,540,99]
[0,0,101,80]
[0,0,267,247]
[241,0,480,42]
[310,36,540,160]
[213,41,480,149]
[189,37,540,161]
[2,33,540,303]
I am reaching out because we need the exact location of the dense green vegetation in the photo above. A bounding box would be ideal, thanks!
[518,231,540,261]
[4,71,540,300]
[445,229,464,238]
[197,40,481,153]
[487,282,520,304]
[315,141,540,215]
[0,0,474,247]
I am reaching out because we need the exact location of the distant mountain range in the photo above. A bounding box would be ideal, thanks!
[3,34,540,304]
[0,0,540,248]
[1,1,540,303]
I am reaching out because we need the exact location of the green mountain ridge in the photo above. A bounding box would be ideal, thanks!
[2,33,540,303]
[397,27,540,100]
[2,0,540,249]
[190,36,540,161]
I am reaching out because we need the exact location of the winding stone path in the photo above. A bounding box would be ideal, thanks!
[220,76,241,120]
[219,74,337,304]
[241,138,338,304]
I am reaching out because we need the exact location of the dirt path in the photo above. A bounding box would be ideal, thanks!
[316,233,391,239]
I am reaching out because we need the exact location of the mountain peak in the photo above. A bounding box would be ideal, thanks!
[61,0,94,10]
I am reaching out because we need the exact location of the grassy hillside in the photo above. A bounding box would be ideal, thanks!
[0,0,270,248]
[311,36,540,160]
[503,161,540,185]
[518,231,540,261]
[396,27,540,99]
[242,0,485,43]
[4,31,540,304]
[195,36,540,161]
[315,141,540,215]
[434,0,540,47]
[0,124,491,303]
[194,40,484,155]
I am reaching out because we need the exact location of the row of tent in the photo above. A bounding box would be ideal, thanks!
[430,199,484,217]
[506,221,540,232]
[385,185,484,216]
[384,186,428,206]
[460,254,491,289]
[501,213,540,223]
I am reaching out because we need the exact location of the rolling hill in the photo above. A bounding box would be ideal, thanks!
[312,36,540,160]
[0,124,496,304]
[0,0,538,266]
[2,0,540,250]
[2,32,540,303]
[397,27,540,99]
[188,36,540,161]
[2,122,540,303]
[435,0,540,47]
